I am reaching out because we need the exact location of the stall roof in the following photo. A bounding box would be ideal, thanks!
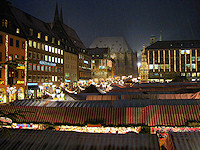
[0,129,159,150]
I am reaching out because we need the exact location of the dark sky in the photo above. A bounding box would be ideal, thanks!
[9,0,200,56]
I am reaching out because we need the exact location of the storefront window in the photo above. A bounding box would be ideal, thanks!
[45,66,48,72]
[49,66,51,72]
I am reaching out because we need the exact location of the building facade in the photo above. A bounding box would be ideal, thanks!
[87,47,115,82]
[89,37,137,78]
[145,40,200,82]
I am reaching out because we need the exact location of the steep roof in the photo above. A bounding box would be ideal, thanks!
[146,40,200,49]
[62,24,86,49]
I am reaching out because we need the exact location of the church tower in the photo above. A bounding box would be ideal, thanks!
[139,45,149,82]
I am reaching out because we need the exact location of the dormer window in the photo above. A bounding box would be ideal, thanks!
[52,38,55,43]
[16,28,20,34]
[2,19,8,28]
[29,28,33,36]
[37,33,41,39]
[58,40,60,45]
[45,35,48,41]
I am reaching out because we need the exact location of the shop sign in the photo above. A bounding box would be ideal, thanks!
[0,81,4,84]
[42,82,53,85]
[17,64,25,69]
[17,80,25,84]
[39,61,56,67]
[27,83,38,86]
[65,79,71,82]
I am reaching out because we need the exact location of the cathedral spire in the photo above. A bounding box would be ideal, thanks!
[54,3,60,23]
[60,6,63,24]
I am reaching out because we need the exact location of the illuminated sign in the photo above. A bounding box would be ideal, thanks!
[65,79,71,82]
[27,83,38,86]
[84,60,88,64]
[17,81,25,84]
[42,82,53,85]
[17,65,25,69]
[0,81,4,84]
[39,61,56,66]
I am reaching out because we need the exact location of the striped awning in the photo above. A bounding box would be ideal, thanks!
[0,105,200,126]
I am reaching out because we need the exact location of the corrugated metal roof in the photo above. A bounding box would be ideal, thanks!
[165,132,200,150]
[0,129,160,150]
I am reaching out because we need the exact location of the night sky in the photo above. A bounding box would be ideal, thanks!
[9,0,200,56]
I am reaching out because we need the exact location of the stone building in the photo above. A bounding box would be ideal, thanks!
[89,37,137,77]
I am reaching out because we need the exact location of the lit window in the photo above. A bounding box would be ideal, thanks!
[15,55,18,59]
[49,56,51,62]
[58,40,60,45]
[61,58,63,64]
[29,40,32,47]
[49,66,51,72]
[149,64,153,69]
[52,38,55,43]
[55,48,57,53]
[102,66,105,69]
[33,64,36,71]
[45,45,48,51]
[45,36,48,41]
[45,66,48,72]
[33,41,36,48]
[55,67,57,72]
[28,63,32,70]
[52,57,54,62]
[45,55,48,61]
[52,76,54,82]
[55,76,57,81]
[58,58,60,63]
[61,50,63,55]
[41,65,44,71]
[58,49,60,54]
[96,55,99,57]
[52,47,55,53]
[16,28,20,34]
[42,44,44,50]
[55,57,57,63]
[37,33,41,39]
[37,43,40,49]
[49,46,51,52]
[99,66,101,69]
[37,65,40,71]
[52,66,54,72]
[2,19,8,28]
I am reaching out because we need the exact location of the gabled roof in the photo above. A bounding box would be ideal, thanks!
[146,40,200,49]
[9,5,58,40]
[62,24,86,49]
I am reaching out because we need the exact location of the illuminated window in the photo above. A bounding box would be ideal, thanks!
[52,66,54,72]
[33,64,36,71]
[49,46,51,52]
[16,28,20,34]
[102,66,105,69]
[45,36,48,41]
[149,64,153,69]
[37,65,40,71]
[55,48,57,53]
[37,33,41,39]
[41,65,44,71]
[45,66,48,72]
[52,57,54,62]
[55,76,57,81]
[45,45,48,51]
[33,41,36,48]
[37,43,40,49]
[45,55,48,61]
[42,44,44,50]
[29,40,32,47]
[192,73,196,77]
[58,40,60,45]
[58,49,60,54]
[197,73,200,77]
[96,55,99,57]
[2,19,8,28]
[49,66,51,72]
[61,50,63,55]
[58,58,60,63]
[99,66,101,69]
[15,55,19,59]
[55,57,57,63]
[52,76,54,82]
[55,67,57,72]
[52,47,55,53]
[49,56,51,62]
[61,58,63,64]
[52,38,55,43]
